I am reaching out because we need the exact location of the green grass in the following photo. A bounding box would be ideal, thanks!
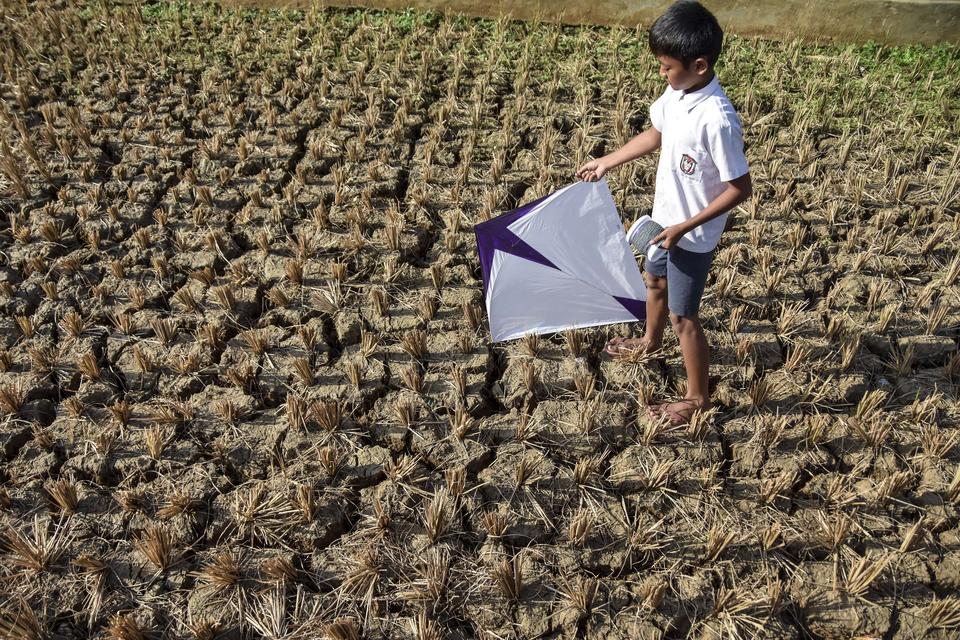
[857,40,958,72]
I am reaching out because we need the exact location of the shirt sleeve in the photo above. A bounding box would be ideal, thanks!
[706,116,750,182]
[649,89,669,132]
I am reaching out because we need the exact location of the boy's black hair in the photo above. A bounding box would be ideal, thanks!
[649,1,723,68]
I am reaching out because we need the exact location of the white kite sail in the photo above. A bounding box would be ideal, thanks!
[475,179,647,342]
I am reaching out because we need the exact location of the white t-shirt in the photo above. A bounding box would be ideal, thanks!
[649,75,749,253]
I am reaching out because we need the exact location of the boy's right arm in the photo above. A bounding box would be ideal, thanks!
[576,127,662,182]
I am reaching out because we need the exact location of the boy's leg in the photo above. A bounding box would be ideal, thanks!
[672,312,710,406]
[642,271,669,349]
[650,246,715,423]
[605,253,669,355]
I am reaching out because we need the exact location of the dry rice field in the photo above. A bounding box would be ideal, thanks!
[0,2,959,638]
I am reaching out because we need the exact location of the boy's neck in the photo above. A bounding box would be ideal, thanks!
[683,71,716,94]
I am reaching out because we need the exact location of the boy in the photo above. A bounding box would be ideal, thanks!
[576,0,752,426]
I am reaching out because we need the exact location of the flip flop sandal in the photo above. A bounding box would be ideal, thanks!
[657,399,702,427]
[660,407,693,427]
[603,337,626,355]
[645,402,668,419]
[604,338,648,359]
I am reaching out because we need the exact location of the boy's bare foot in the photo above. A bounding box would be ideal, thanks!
[645,398,711,426]
[604,337,659,359]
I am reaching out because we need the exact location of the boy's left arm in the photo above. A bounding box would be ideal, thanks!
[653,116,752,249]
[654,173,752,249]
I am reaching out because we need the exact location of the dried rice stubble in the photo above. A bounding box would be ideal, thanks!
[409,405,492,475]
[474,443,561,546]
[555,497,636,577]
[528,396,631,460]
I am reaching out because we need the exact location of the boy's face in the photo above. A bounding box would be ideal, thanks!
[656,54,710,91]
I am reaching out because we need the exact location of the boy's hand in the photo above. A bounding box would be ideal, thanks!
[576,159,607,182]
[651,224,688,250]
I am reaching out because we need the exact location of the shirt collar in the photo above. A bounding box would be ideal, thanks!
[678,75,720,112]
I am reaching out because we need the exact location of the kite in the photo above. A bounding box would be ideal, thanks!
[475,179,648,342]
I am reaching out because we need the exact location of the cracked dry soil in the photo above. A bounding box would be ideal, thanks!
[0,2,959,639]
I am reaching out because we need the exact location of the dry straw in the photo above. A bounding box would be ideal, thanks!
[926,597,960,629]
[491,554,524,603]
[135,524,179,573]
[842,551,891,597]
[5,516,71,573]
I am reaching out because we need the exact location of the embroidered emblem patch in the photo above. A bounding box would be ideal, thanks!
[680,153,697,175]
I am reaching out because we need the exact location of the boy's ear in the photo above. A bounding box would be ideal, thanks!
[693,57,710,75]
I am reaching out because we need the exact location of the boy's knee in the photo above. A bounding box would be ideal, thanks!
[670,312,700,332]
[644,272,667,290]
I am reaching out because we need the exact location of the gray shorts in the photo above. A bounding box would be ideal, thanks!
[645,245,715,318]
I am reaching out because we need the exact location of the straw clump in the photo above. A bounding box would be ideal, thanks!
[0,3,954,637]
